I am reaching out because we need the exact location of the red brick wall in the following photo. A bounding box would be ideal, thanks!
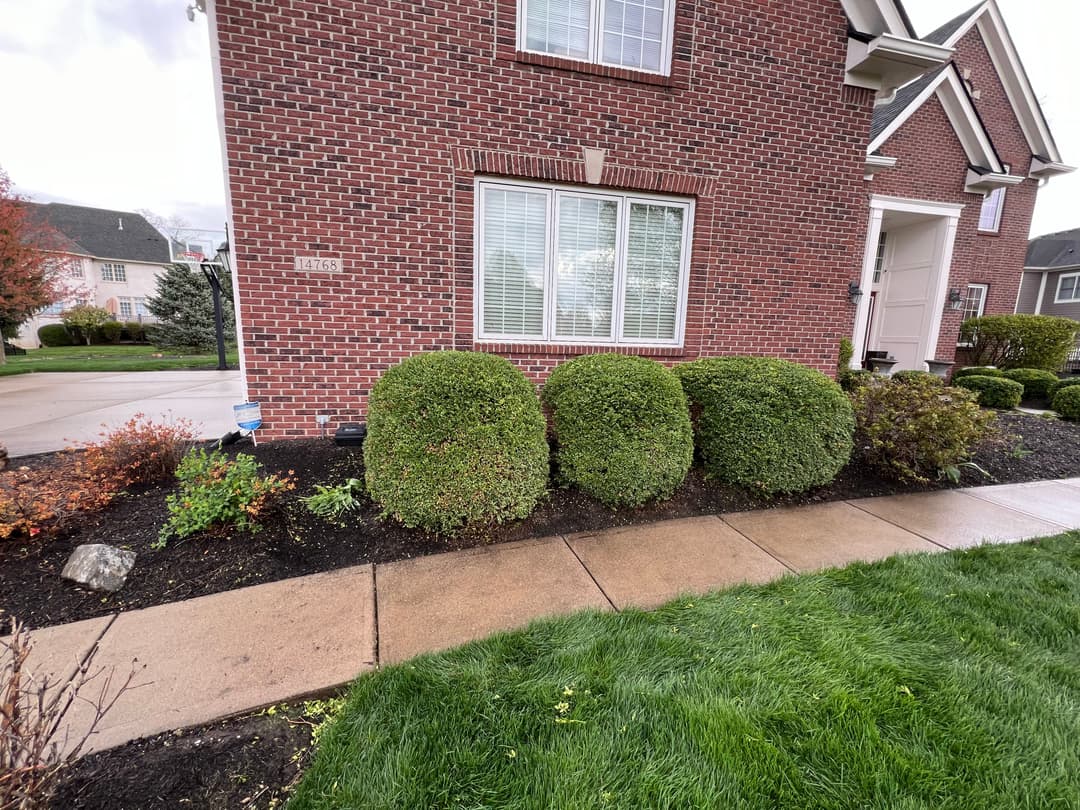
[869,25,1038,362]
[214,0,875,438]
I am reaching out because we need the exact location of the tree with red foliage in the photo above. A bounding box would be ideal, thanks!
[0,166,75,363]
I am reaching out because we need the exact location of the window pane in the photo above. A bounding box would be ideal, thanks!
[525,0,591,59]
[482,187,547,337]
[555,196,617,339]
[963,284,986,321]
[622,202,684,341]
[603,0,665,72]
[978,187,1004,232]
[1061,276,1078,301]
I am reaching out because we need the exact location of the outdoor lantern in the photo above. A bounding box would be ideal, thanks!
[948,288,964,310]
[847,281,864,304]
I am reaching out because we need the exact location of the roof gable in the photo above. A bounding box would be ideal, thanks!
[841,0,915,37]
[26,203,172,265]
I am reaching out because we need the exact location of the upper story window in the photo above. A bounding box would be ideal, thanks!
[1056,273,1080,303]
[518,0,676,75]
[977,165,1009,234]
[476,178,693,347]
[101,263,127,282]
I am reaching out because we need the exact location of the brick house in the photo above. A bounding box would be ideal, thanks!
[207,0,1070,439]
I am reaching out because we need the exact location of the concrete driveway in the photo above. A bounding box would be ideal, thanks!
[0,370,244,458]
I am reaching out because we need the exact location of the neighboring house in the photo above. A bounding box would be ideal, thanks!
[1017,228,1080,322]
[207,0,1071,439]
[15,204,173,348]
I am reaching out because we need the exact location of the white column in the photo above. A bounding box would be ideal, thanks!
[850,206,884,369]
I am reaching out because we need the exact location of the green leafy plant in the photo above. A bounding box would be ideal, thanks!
[156,448,293,547]
[952,375,1024,409]
[60,305,113,346]
[675,356,854,495]
[36,323,73,347]
[891,369,944,385]
[958,314,1078,371]
[1051,385,1080,420]
[303,478,364,525]
[951,366,1005,380]
[849,376,995,484]
[838,337,854,370]
[364,351,549,534]
[1000,368,1059,401]
[542,354,692,507]
[837,368,874,392]
[1047,377,1080,401]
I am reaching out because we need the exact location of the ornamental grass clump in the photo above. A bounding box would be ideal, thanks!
[156,448,293,547]
[542,354,692,507]
[952,375,1024,409]
[849,375,995,484]
[364,351,549,534]
[674,356,854,495]
[1001,368,1059,401]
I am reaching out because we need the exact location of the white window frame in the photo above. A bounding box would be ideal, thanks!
[963,283,988,320]
[977,165,1009,234]
[474,177,694,348]
[1055,272,1080,303]
[516,0,677,77]
[118,297,133,319]
[101,262,127,282]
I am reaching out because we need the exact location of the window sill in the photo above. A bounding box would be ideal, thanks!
[474,340,687,357]
[976,230,1002,237]
[512,51,676,88]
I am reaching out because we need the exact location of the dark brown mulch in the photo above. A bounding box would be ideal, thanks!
[50,707,317,810]
[3,411,1079,634]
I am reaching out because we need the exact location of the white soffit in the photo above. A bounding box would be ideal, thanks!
[841,0,912,36]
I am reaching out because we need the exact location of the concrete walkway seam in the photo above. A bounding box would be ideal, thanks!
[559,534,620,613]
[712,515,799,575]
[842,500,954,549]
[959,487,1072,527]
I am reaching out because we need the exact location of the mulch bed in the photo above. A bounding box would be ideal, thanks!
[4,411,1080,634]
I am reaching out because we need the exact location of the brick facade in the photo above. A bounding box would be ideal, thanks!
[868,25,1039,361]
[214,0,877,438]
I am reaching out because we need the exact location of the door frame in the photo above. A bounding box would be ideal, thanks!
[849,195,964,370]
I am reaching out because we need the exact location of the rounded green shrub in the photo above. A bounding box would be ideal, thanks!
[1048,377,1080,401]
[1001,368,1059,401]
[542,354,692,507]
[675,357,854,495]
[958,313,1078,370]
[37,323,73,347]
[952,375,1023,409]
[952,366,1004,381]
[1052,386,1080,420]
[364,351,549,533]
[838,368,874,392]
[891,369,944,385]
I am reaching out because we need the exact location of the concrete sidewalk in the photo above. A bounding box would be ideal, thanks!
[13,477,1080,754]
[0,370,243,456]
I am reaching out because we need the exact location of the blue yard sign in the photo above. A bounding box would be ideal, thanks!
[234,401,262,431]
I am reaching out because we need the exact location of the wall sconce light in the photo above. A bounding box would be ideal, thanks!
[847,281,864,305]
[947,288,964,311]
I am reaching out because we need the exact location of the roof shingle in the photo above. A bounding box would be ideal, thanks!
[24,203,172,264]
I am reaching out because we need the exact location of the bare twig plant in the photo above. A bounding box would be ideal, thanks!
[1,619,143,809]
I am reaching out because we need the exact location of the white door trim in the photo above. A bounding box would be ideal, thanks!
[851,196,964,370]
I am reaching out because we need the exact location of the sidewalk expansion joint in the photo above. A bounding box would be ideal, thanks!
[842,501,950,550]
[371,564,382,669]
[956,488,1070,529]
[560,535,619,612]
[712,515,798,575]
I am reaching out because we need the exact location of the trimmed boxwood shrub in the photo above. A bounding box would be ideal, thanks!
[1001,368,1059,401]
[1048,377,1080,401]
[958,313,1078,370]
[891,369,943,385]
[542,354,692,507]
[675,357,854,495]
[838,368,874,392]
[364,351,549,534]
[953,375,1023,409]
[951,366,1004,381]
[850,375,994,483]
[37,323,74,347]
[1052,386,1080,420]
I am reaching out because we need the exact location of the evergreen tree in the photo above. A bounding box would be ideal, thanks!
[146,263,235,351]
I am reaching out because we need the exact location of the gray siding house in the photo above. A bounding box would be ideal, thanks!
[1018,228,1080,321]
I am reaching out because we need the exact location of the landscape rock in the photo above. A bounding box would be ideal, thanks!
[62,544,137,592]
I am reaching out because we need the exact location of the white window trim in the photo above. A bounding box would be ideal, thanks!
[977,187,1005,233]
[474,177,694,348]
[964,283,988,318]
[515,0,677,77]
[1055,272,1080,304]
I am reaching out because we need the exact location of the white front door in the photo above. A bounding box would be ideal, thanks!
[869,219,944,371]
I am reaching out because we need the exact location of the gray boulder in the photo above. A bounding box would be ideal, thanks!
[61,544,137,592]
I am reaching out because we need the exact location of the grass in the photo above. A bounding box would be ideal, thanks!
[290,534,1080,809]
[0,344,239,376]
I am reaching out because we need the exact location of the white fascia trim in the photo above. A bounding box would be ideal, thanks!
[1024,265,1080,272]
[964,169,1025,193]
[867,67,1002,174]
[942,0,1063,165]
[1029,157,1077,179]
[864,154,898,179]
[869,34,953,65]
[845,35,952,91]
[841,0,912,37]
[869,194,964,218]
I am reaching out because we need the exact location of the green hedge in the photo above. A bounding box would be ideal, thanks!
[891,370,944,385]
[1048,377,1080,401]
[37,323,74,347]
[952,366,1005,380]
[953,375,1024,409]
[958,314,1078,370]
[675,357,854,495]
[363,351,549,534]
[1000,368,1059,400]
[1052,386,1080,420]
[542,354,692,507]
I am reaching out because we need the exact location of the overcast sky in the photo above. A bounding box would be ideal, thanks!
[0,0,1075,237]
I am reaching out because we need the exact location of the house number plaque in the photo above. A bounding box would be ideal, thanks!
[293,256,343,272]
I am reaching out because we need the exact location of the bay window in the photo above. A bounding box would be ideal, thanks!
[476,179,693,346]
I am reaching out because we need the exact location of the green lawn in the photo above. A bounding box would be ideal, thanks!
[0,344,239,376]
[291,534,1080,809]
